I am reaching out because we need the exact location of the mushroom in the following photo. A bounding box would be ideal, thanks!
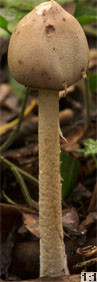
[8,0,89,278]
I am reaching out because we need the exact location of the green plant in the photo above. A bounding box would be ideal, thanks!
[77,139,97,166]
[60,149,81,199]
[0,155,38,206]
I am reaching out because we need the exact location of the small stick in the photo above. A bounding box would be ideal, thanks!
[88,182,97,212]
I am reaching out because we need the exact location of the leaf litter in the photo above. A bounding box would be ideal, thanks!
[0,1,97,281]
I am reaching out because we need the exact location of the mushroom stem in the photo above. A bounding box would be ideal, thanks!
[39,89,69,277]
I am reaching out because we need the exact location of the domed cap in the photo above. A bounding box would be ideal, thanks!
[8,1,89,91]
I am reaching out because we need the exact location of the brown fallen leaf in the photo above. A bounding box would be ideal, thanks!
[62,208,79,234]
[23,213,39,238]
[61,124,85,151]
[74,257,97,269]
[77,245,97,258]
[60,109,74,125]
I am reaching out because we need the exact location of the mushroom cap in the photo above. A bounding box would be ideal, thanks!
[8,1,89,91]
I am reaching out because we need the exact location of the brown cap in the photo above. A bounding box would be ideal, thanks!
[8,1,89,91]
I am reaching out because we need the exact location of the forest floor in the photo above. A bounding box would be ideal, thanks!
[0,2,97,282]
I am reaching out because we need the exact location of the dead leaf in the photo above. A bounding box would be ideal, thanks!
[60,109,74,125]
[63,208,79,232]
[77,245,97,258]
[23,213,39,238]
[61,124,85,152]
[74,257,97,269]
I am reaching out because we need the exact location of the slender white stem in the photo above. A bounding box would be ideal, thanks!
[39,89,69,277]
